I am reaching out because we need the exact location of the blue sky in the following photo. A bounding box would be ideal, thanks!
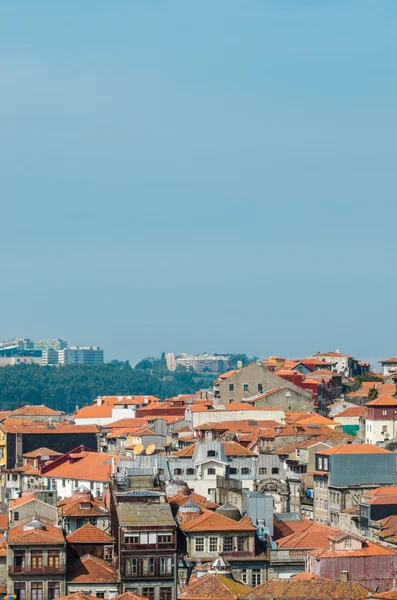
[1,1,396,364]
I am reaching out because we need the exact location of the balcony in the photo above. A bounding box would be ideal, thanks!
[122,542,176,551]
[269,549,308,564]
[9,565,65,575]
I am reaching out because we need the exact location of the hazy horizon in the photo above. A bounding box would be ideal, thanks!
[2,1,396,365]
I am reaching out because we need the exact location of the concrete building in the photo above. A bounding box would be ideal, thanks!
[166,353,229,374]
[366,396,397,444]
[380,357,397,376]
[313,444,396,527]
[36,338,68,351]
[58,346,104,365]
[42,348,60,366]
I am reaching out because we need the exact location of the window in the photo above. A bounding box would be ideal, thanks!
[140,533,149,544]
[241,569,248,584]
[142,557,155,575]
[383,410,387,416]
[223,537,234,552]
[320,499,323,509]
[174,468,183,475]
[48,551,60,568]
[324,499,328,510]
[207,468,216,475]
[125,557,137,575]
[209,537,218,552]
[345,537,352,548]
[187,468,195,475]
[258,384,263,392]
[14,551,25,572]
[195,537,204,552]
[237,537,248,552]
[31,583,43,600]
[229,384,234,392]
[271,467,279,475]
[159,589,172,600]
[241,468,250,475]
[62,479,66,487]
[252,569,262,586]
[158,468,164,475]
[125,533,139,544]
[104,545,113,561]
[14,582,26,600]
[96,594,105,599]
[142,589,155,600]
[259,468,267,475]
[382,425,388,433]
[76,518,84,528]
[324,458,328,470]
[229,468,238,475]
[243,384,249,392]
[14,511,20,521]
[160,557,172,574]
[158,532,172,544]
[207,450,217,457]
[318,457,323,469]
[31,550,43,570]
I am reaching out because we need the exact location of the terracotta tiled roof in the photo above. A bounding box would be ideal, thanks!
[113,593,147,600]
[276,523,340,549]
[219,370,237,380]
[373,589,397,599]
[241,579,370,599]
[290,573,332,581]
[67,554,118,583]
[346,383,396,399]
[10,404,64,416]
[66,523,114,544]
[58,492,108,517]
[273,516,313,540]
[41,450,119,482]
[23,447,63,458]
[195,420,281,432]
[309,539,397,559]
[367,396,397,407]
[336,406,367,417]
[8,518,65,545]
[104,418,149,429]
[180,510,256,533]
[318,443,392,456]
[168,493,218,510]
[9,492,35,509]
[179,572,249,600]
[381,357,397,364]
[0,513,8,530]
[292,413,335,426]
[0,419,98,434]
[173,441,257,458]
[0,540,7,557]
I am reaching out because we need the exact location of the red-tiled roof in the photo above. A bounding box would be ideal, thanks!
[336,406,367,417]
[67,554,118,583]
[310,539,397,559]
[367,396,397,407]
[10,404,64,416]
[0,513,8,530]
[41,450,119,482]
[8,518,65,545]
[0,419,98,434]
[113,593,148,600]
[23,447,63,458]
[241,579,370,599]
[318,443,392,456]
[276,523,339,549]
[180,511,256,533]
[58,492,108,517]
[66,523,114,544]
[168,493,218,510]
[58,595,97,600]
[179,573,249,600]
[173,441,257,458]
[9,492,35,509]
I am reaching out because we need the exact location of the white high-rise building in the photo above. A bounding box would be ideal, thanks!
[58,346,104,365]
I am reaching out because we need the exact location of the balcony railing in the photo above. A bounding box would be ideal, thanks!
[9,565,65,575]
[269,549,308,563]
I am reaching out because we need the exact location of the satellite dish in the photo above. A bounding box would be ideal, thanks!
[146,444,156,455]
[133,444,144,456]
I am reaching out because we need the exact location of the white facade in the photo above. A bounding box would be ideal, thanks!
[185,406,284,429]
[74,405,137,427]
[381,359,397,376]
[42,475,106,500]
[58,346,104,365]
[366,417,397,444]
[315,353,349,375]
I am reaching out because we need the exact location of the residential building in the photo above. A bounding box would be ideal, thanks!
[66,523,114,562]
[166,353,229,374]
[307,530,397,592]
[9,492,58,527]
[313,351,369,378]
[0,420,99,471]
[58,487,109,533]
[313,444,396,527]
[42,348,60,366]
[185,405,284,430]
[345,382,396,406]
[380,357,397,376]
[214,362,313,410]
[66,554,118,599]
[40,446,119,500]
[366,397,397,444]
[178,556,249,599]
[74,396,158,427]
[109,485,177,600]
[58,347,104,366]
[359,487,397,538]
[7,516,67,600]
[6,406,65,422]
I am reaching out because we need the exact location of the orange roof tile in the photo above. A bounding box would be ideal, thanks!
[367,396,397,407]
[336,406,367,417]
[41,450,119,482]
[318,443,392,456]
[180,511,256,533]
[168,493,218,510]
[241,579,370,599]
[58,494,108,517]
[276,523,339,549]
[66,523,114,544]
[173,441,257,458]
[9,492,35,509]
[67,554,117,583]
[8,518,65,545]
[310,538,397,559]
[23,447,63,458]
[0,419,98,434]
[113,593,147,600]
[179,573,249,600]
[381,357,397,364]
[58,595,97,600]
[10,404,64,416]
[104,417,149,429]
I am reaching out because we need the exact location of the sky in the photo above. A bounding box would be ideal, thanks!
[1,1,396,365]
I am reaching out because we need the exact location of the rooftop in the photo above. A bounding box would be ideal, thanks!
[180,510,256,533]
[318,443,392,456]
[66,523,114,544]
[67,554,118,584]
[179,572,248,600]
[241,579,370,599]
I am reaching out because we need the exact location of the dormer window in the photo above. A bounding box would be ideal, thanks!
[79,502,91,510]
[345,537,352,549]
[207,450,217,457]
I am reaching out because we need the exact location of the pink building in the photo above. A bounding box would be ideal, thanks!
[307,531,397,592]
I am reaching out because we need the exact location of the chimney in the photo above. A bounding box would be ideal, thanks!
[144,396,149,404]
[97,396,102,406]
[236,360,243,370]
[262,360,269,371]
[340,571,349,582]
